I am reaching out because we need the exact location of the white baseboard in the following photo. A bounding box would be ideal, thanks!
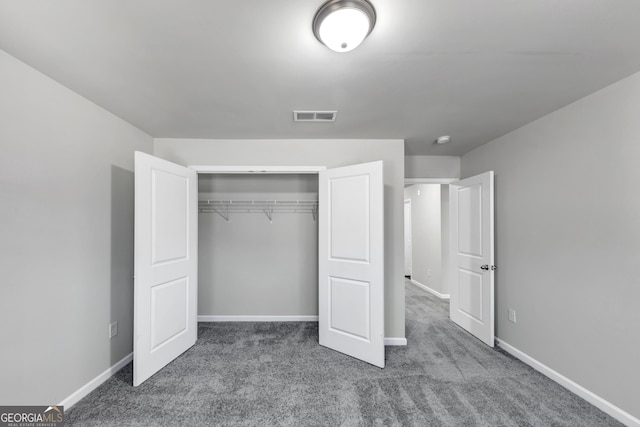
[59,352,132,410]
[410,279,450,300]
[496,338,639,427]
[384,337,407,346]
[198,315,319,322]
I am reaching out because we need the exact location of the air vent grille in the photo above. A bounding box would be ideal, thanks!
[293,110,337,122]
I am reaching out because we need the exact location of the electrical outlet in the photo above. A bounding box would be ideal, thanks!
[508,308,517,323]
[427,269,431,277]
[109,321,118,339]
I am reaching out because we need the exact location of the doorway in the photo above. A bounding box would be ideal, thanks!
[191,163,385,368]
[403,179,456,300]
[404,174,496,348]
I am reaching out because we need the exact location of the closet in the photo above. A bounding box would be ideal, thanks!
[197,173,319,319]
[133,152,384,386]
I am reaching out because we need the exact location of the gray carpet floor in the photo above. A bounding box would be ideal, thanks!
[66,281,621,426]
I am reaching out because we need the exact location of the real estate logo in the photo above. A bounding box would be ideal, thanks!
[0,406,64,427]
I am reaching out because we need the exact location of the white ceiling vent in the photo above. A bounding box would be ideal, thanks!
[293,110,337,122]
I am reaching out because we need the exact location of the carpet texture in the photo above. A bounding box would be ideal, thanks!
[66,282,621,426]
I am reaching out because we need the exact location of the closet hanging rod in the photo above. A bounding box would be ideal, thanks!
[198,199,317,208]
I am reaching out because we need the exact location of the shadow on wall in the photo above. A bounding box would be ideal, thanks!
[110,166,135,366]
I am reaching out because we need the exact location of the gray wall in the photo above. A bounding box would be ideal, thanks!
[198,174,318,315]
[440,186,450,295]
[405,155,460,178]
[461,71,640,419]
[0,51,153,404]
[155,138,406,339]
[404,185,443,293]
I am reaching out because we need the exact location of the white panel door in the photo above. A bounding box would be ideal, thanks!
[134,152,198,386]
[449,171,494,347]
[319,161,384,368]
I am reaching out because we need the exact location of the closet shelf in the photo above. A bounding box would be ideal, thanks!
[198,199,318,222]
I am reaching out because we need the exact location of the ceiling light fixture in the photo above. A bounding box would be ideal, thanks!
[436,135,451,145]
[313,0,376,53]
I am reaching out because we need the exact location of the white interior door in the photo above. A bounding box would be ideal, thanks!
[449,171,495,347]
[404,199,412,276]
[319,161,385,368]
[134,152,198,386]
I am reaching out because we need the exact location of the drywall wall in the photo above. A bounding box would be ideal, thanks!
[198,174,318,316]
[404,185,443,294]
[405,155,460,179]
[461,71,640,419]
[154,138,406,339]
[403,200,412,276]
[440,185,450,295]
[0,50,153,404]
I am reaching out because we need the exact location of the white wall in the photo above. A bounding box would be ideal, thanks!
[198,174,318,316]
[405,155,460,179]
[404,185,443,294]
[154,138,406,339]
[0,50,153,404]
[461,71,640,419]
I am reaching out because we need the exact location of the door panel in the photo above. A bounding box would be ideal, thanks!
[151,169,189,263]
[457,184,483,256]
[134,152,198,386]
[449,171,494,347]
[329,277,370,339]
[150,277,188,349]
[329,174,370,261]
[457,268,483,322]
[319,161,384,368]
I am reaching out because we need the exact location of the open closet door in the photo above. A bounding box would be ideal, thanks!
[133,152,198,386]
[319,161,385,368]
[449,171,495,347]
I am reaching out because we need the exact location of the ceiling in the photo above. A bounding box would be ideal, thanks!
[2,1,640,156]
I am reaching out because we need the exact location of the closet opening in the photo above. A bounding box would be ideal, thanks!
[196,171,321,322]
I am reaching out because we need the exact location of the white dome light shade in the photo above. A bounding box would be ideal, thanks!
[313,0,376,53]
[318,8,370,52]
